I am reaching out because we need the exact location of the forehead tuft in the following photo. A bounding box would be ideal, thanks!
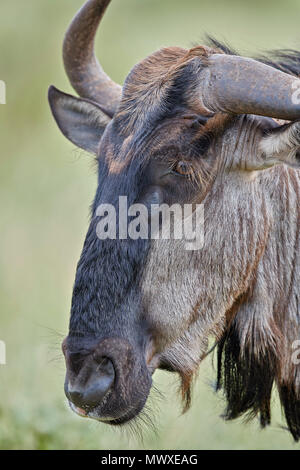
[114,46,217,134]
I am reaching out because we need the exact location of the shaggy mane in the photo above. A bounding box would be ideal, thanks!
[205,37,300,442]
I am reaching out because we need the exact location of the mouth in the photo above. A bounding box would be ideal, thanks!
[68,395,143,425]
[69,402,89,418]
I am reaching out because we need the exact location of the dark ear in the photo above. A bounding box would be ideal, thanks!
[48,86,111,155]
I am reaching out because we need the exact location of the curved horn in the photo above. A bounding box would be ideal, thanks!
[63,0,121,116]
[198,54,300,121]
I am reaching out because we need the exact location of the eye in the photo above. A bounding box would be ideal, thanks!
[172,161,194,177]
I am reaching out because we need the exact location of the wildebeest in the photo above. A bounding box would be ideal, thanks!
[48,0,300,440]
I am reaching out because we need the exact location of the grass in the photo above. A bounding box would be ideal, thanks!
[1,0,300,450]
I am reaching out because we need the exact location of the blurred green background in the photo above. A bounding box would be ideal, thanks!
[1,0,300,450]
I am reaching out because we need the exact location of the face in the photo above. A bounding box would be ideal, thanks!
[62,112,217,422]
[59,99,285,423]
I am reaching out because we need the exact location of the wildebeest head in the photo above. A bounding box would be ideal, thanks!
[49,0,300,438]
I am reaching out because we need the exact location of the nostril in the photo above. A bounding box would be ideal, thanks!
[82,378,112,406]
[95,356,115,376]
[83,357,115,406]
[66,357,115,410]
